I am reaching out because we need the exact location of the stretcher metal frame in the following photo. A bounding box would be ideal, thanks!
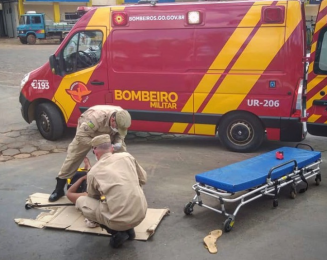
[184,144,322,232]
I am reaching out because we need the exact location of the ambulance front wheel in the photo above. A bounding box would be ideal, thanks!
[218,112,264,153]
[36,103,65,141]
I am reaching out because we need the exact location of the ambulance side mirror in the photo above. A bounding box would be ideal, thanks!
[49,54,59,75]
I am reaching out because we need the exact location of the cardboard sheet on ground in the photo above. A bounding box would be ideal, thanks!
[15,193,170,241]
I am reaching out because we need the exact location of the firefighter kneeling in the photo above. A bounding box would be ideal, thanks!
[66,134,147,248]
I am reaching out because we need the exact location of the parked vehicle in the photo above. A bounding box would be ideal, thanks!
[20,0,320,152]
[17,7,91,45]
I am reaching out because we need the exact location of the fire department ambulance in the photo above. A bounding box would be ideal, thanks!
[20,0,318,152]
[307,1,327,138]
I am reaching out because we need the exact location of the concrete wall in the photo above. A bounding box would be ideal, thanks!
[23,3,80,21]
[2,2,17,37]
[93,0,117,5]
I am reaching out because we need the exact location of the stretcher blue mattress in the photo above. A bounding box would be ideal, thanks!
[195,147,321,193]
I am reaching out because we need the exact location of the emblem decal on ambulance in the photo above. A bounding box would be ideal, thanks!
[112,12,128,26]
[66,82,91,103]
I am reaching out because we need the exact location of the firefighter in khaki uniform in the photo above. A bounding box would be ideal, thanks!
[66,134,147,248]
[49,105,132,202]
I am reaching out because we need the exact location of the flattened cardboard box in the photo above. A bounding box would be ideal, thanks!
[15,193,170,241]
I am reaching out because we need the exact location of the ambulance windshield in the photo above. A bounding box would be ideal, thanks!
[62,30,103,73]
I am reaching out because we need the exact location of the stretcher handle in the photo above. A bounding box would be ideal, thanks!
[295,143,314,151]
[267,160,297,181]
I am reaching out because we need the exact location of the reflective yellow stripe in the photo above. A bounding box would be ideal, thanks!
[315,14,327,33]
[202,2,300,114]
[190,124,215,135]
[320,0,327,12]
[307,84,327,111]
[308,114,321,123]
[169,3,263,133]
[308,41,316,74]
[307,76,325,93]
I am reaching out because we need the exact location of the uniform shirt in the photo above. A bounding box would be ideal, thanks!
[77,152,147,231]
[77,105,126,152]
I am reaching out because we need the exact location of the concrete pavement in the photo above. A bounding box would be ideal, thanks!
[1,136,327,260]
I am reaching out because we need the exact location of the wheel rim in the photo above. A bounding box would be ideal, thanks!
[227,121,254,146]
[39,112,51,133]
[224,219,232,232]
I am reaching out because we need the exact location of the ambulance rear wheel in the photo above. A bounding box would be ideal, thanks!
[219,112,264,153]
[27,34,36,45]
[36,103,65,141]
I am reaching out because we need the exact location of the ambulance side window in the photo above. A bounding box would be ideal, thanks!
[62,30,103,74]
[314,28,327,75]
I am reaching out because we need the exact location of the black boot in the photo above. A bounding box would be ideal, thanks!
[48,177,67,202]
[110,232,129,248]
[126,228,135,240]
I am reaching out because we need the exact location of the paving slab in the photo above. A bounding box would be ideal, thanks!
[0,155,12,162]
[19,146,37,153]
[4,132,21,138]
[31,151,49,156]
[2,149,20,156]
[7,141,26,149]
[0,135,14,144]
[13,154,31,159]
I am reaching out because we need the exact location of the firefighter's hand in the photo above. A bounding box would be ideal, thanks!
[112,142,122,151]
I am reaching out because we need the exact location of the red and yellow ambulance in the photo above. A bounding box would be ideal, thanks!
[19,0,313,152]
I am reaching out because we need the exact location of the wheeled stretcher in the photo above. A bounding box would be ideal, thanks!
[184,144,322,232]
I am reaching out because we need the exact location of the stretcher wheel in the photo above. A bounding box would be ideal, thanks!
[273,199,278,208]
[223,217,234,232]
[315,175,321,186]
[25,204,32,210]
[184,202,194,215]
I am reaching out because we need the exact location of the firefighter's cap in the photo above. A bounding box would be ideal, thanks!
[91,134,111,147]
[116,110,131,137]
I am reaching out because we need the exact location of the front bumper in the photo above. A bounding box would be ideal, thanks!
[19,92,31,123]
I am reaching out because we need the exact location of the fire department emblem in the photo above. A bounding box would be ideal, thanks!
[113,13,127,26]
[66,82,91,103]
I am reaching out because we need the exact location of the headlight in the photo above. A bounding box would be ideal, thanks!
[20,72,30,89]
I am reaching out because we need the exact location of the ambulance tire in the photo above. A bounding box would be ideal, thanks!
[36,103,65,141]
[219,112,264,153]
[27,34,36,45]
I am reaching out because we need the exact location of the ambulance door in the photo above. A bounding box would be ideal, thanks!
[52,27,108,127]
[307,2,327,137]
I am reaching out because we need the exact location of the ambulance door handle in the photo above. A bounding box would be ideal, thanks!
[91,81,104,85]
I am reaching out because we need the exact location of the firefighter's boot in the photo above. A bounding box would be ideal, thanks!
[49,177,67,202]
